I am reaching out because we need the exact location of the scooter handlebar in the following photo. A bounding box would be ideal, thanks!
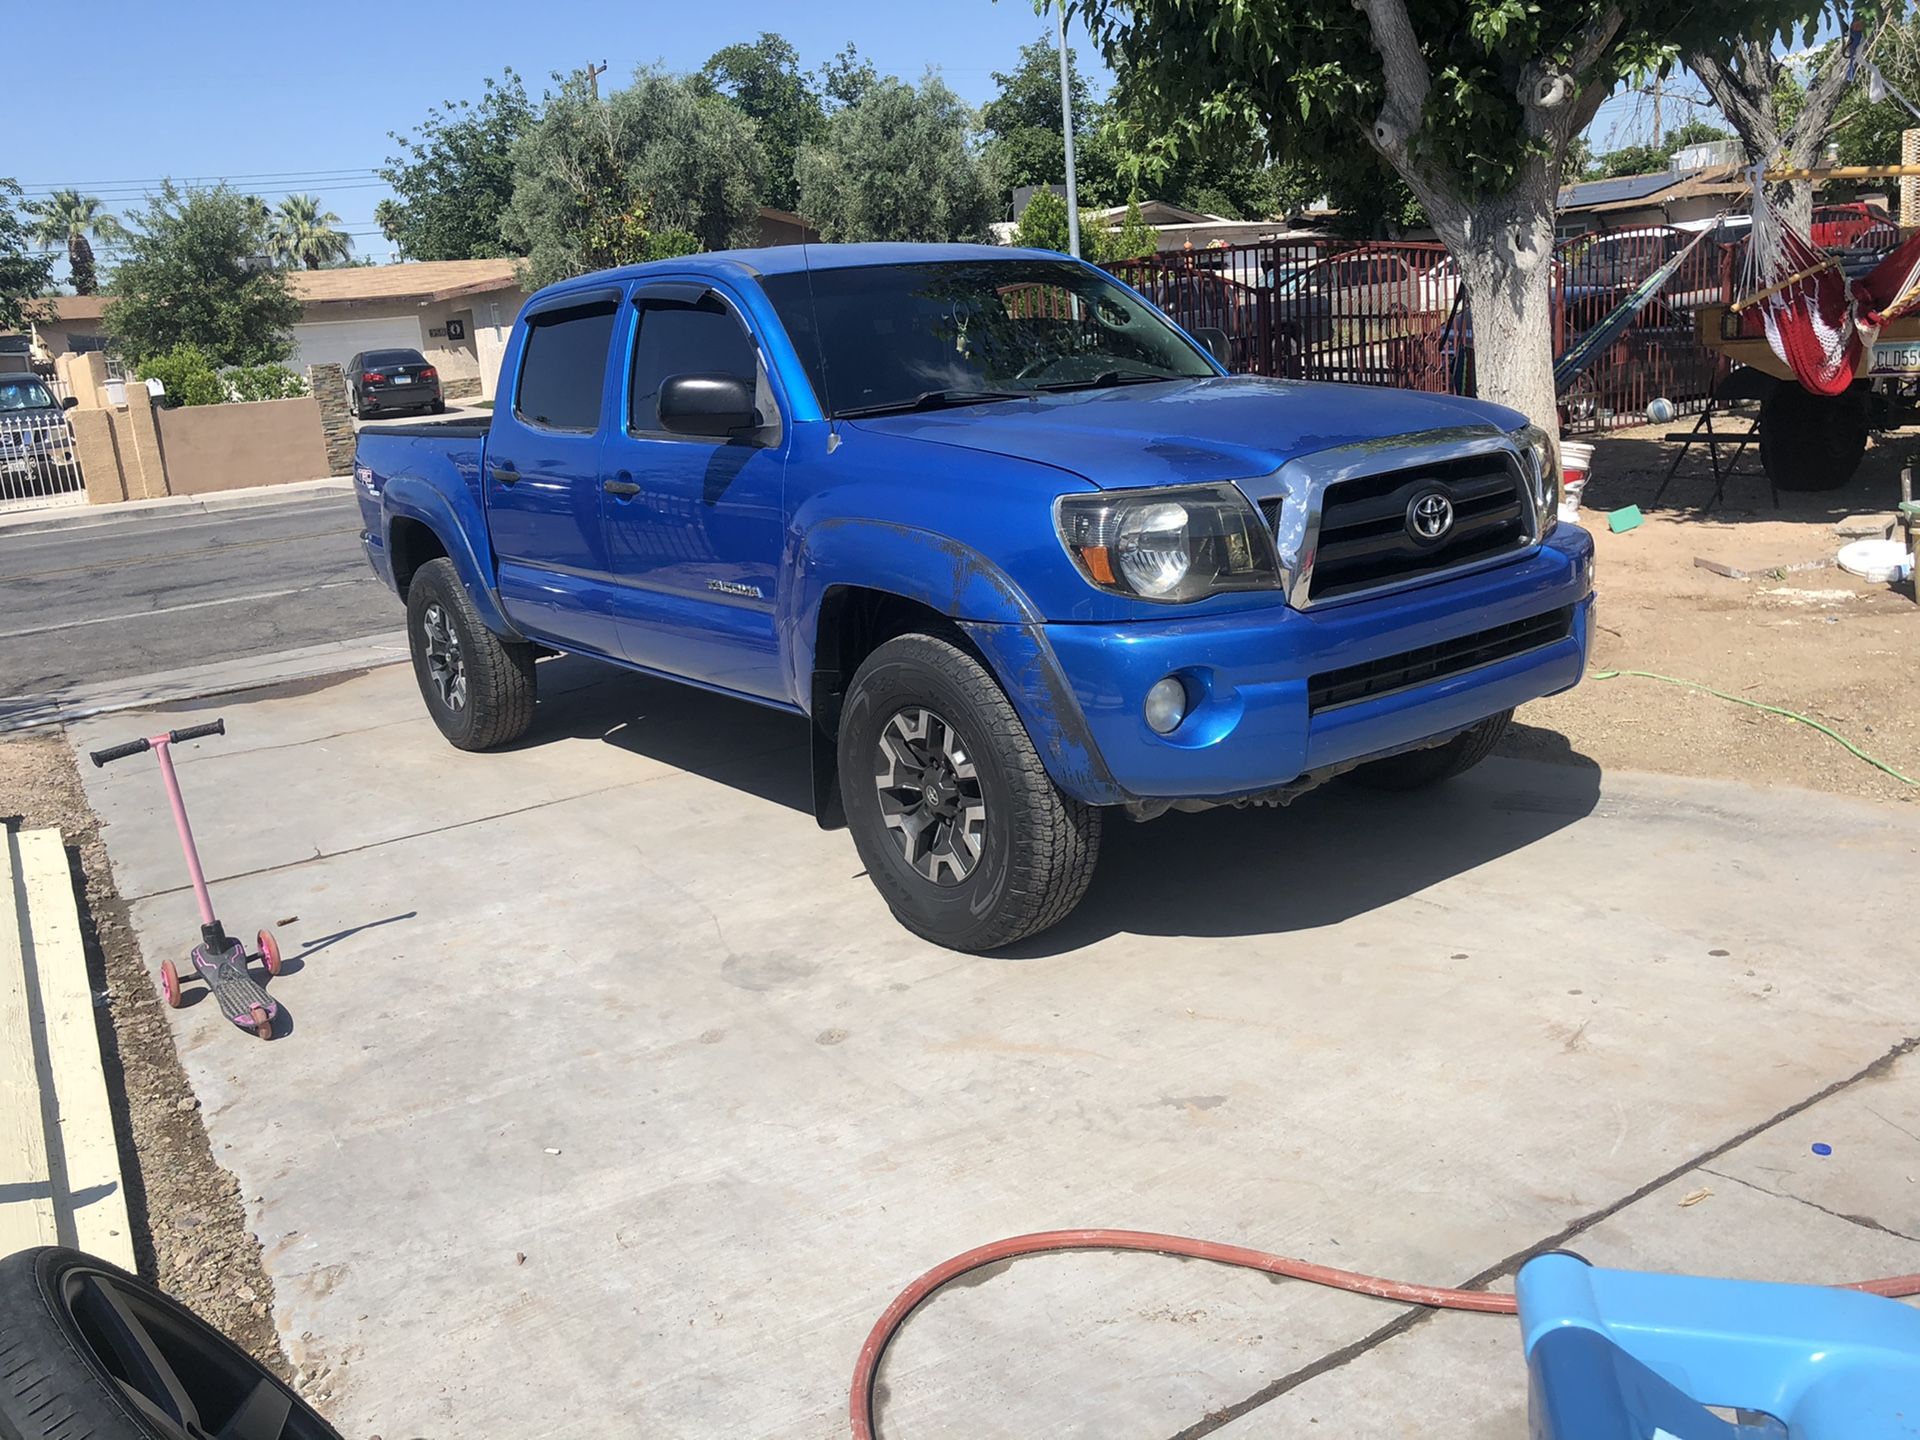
[168,720,225,744]
[89,719,224,767]
[89,737,152,767]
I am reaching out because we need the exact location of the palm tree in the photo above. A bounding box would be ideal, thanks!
[26,190,126,296]
[268,194,354,270]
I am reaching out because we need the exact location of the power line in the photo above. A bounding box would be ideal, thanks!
[17,168,380,189]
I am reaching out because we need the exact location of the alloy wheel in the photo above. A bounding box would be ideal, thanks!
[872,705,987,885]
[421,602,467,711]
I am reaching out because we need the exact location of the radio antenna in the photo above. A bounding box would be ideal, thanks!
[800,237,841,454]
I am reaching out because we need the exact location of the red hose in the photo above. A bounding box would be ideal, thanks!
[848,1227,1920,1439]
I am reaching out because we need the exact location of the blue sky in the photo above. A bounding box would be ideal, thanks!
[11,0,1758,283]
[10,0,1109,274]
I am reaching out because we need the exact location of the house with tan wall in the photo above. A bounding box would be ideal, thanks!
[32,258,530,402]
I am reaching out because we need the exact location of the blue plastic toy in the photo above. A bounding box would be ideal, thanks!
[1518,1252,1920,1437]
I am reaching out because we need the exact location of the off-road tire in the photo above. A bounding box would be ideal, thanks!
[838,634,1102,951]
[1759,383,1868,492]
[1349,709,1512,791]
[0,1246,342,1440]
[406,556,536,750]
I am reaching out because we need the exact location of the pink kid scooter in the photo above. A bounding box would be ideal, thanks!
[89,719,282,1040]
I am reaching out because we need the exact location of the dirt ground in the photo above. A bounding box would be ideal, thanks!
[1506,419,1918,804]
[0,734,287,1375]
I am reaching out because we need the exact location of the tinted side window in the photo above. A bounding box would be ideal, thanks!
[629,299,761,434]
[515,301,617,432]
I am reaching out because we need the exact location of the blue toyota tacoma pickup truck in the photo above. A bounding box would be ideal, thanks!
[354,243,1593,950]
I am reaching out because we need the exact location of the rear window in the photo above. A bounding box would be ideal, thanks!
[514,301,617,432]
[363,349,426,367]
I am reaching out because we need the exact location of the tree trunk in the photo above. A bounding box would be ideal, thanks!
[68,235,97,296]
[1425,177,1561,434]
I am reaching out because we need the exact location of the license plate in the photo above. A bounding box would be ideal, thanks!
[390,375,413,385]
[1869,341,1920,375]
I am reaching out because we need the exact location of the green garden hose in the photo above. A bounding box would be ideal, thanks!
[1589,669,1918,787]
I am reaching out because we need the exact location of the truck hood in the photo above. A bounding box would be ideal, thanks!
[848,376,1525,490]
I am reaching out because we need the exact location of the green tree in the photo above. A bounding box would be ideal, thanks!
[24,189,125,296]
[1012,188,1072,250]
[700,33,824,211]
[816,44,879,110]
[797,74,995,242]
[1688,23,1890,235]
[104,182,301,367]
[0,180,56,332]
[1082,0,1814,431]
[269,194,354,270]
[373,198,407,255]
[982,37,1094,214]
[502,70,759,288]
[380,70,537,261]
[1834,10,1920,167]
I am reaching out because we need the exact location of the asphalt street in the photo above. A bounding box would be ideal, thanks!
[0,494,399,705]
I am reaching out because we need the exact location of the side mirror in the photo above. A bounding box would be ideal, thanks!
[60,395,78,411]
[658,373,757,437]
[1193,326,1233,368]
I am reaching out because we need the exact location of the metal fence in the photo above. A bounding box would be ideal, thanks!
[1109,228,1745,432]
[0,400,88,514]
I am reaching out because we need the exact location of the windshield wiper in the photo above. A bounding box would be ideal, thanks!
[1032,370,1184,392]
[835,388,1029,418]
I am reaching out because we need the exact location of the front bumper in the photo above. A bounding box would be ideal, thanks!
[991,526,1593,806]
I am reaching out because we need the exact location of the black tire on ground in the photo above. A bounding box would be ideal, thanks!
[406,556,536,750]
[1349,709,1513,791]
[837,633,1102,952]
[1759,382,1869,492]
[431,398,449,415]
[0,1246,342,1440]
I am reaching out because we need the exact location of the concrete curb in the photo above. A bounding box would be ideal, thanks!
[0,476,355,538]
[1,827,135,1268]
[1,631,410,735]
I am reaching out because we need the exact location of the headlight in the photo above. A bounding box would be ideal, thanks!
[1055,483,1281,603]
[1511,423,1559,536]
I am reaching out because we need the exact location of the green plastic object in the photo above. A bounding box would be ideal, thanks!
[1607,505,1644,534]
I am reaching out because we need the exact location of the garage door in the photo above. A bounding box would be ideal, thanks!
[289,317,424,374]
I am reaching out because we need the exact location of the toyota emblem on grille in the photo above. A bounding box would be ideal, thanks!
[1407,489,1455,543]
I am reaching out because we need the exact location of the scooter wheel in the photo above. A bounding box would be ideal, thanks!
[160,960,182,1009]
[257,927,281,977]
[249,1004,273,1041]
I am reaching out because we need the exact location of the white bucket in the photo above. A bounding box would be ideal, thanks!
[1559,440,1594,522]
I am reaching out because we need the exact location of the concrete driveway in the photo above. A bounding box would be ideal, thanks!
[69,660,1920,1438]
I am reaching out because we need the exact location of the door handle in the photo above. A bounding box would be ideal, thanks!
[603,477,642,498]
[490,462,520,486]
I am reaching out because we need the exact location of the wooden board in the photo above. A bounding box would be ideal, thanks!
[18,829,135,1269]
[0,831,56,1257]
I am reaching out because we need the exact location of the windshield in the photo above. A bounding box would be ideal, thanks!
[758,259,1216,418]
[0,378,55,411]
[364,349,426,367]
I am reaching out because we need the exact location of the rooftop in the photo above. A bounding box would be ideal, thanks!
[37,257,525,323]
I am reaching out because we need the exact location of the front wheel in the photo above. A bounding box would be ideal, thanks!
[1348,709,1512,791]
[406,557,536,750]
[838,634,1102,952]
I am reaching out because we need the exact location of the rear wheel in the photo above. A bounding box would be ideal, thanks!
[1349,710,1512,791]
[406,557,536,750]
[1759,383,1869,491]
[0,1246,342,1440]
[838,634,1101,951]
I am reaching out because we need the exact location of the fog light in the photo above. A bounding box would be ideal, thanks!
[1144,675,1188,735]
